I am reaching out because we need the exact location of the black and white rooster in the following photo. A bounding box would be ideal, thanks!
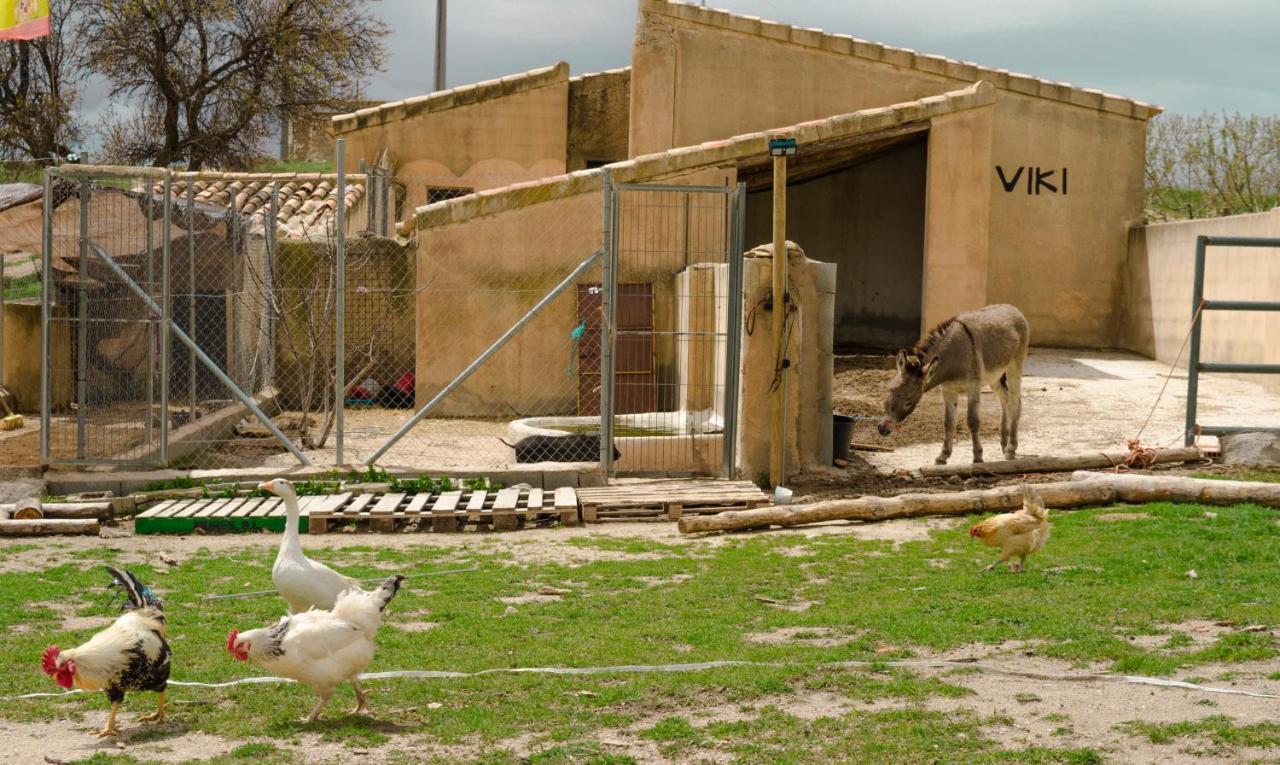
[41,567,171,737]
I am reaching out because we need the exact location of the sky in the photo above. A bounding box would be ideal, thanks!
[371,0,1280,116]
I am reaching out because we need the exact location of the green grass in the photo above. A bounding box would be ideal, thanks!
[2,272,41,301]
[1192,468,1280,484]
[251,159,336,174]
[2,501,1278,762]
[1120,715,1280,747]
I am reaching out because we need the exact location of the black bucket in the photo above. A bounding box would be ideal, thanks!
[833,413,855,463]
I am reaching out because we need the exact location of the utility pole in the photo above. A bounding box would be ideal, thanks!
[435,0,447,92]
[768,137,796,488]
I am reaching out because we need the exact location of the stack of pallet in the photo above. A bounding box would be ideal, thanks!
[576,480,770,522]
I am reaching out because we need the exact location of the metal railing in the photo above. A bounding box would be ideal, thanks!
[1185,234,1280,444]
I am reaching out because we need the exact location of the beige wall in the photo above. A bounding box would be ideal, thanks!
[986,97,1148,347]
[336,70,571,214]
[568,70,631,171]
[1123,209,1280,394]
[631,5,1151,346]
[3,302,70,413]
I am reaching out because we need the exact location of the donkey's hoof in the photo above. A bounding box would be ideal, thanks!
[1004,450,1017,460]
[972,455,984,464]
[934,455,949,465]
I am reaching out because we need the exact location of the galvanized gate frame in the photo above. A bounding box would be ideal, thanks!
[1184,234,1280,445]
[39,165,312,466]
[599,172,748,477]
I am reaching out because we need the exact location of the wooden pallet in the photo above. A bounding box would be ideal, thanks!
[136,489,577,534]
[309,487,578,534]
[576,479,770,522]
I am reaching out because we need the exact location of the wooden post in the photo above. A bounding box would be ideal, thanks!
[770,148,788,488]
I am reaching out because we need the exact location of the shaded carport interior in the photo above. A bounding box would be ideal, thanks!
[738,124,928,351]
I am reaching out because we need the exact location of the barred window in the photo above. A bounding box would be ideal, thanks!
[426,186,474,204]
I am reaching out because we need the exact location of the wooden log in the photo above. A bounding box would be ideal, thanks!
[0,501,110,519]
[918,447,1202,478]
[678,472,1280,534]
[12,497,43,519]
[0,518,99,536]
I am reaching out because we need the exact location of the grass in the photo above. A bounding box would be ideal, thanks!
[2,272,41,301]
[251,159,335,174]
[1192,468,1280,484]
[1,500,1277,762]
[1119,715,1280,747]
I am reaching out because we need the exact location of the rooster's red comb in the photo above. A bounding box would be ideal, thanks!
[226,630,238,653]
[41,645,60,675]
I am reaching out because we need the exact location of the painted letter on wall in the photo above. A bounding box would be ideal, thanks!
[0,0,49,39]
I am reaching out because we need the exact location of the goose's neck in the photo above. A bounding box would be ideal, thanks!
[280,494,302,551]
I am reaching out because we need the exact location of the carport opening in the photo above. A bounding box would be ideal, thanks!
[740,132,928,352]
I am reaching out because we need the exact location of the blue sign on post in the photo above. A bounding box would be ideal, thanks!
[768,138,797,157]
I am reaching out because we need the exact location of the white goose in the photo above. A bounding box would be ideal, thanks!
[261,478,361,613]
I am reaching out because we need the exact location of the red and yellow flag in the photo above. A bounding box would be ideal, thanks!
[0,0,50,40]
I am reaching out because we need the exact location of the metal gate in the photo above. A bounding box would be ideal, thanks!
[40,165,307,467]
[600,175,746,477]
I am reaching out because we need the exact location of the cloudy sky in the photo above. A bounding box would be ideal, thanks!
[372,0,1279,115]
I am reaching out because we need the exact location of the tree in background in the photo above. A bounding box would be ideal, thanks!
[1146,112,1280,220]
[85,0,387,169]
[0,0,84,164]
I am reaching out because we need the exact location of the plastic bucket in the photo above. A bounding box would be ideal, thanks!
[833,414,855,462]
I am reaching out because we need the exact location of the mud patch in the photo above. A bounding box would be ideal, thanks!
[391,621,441,633]
[745,626,861,647]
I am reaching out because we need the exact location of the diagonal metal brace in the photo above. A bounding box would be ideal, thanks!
[365,249,603,466]
[87,242,312,466]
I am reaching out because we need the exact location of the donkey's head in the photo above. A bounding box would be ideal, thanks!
[879,349,936,435]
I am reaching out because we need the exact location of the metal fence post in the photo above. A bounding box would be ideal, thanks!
[187,178,197,422]
[145,178,156,453]
[40,168,52,465]
[722,182,747,478]
[159,172,172,464]
[599,169,617,472]
[335,138,346,465]
[1184,235,1206,446]
[76,177,89,459]
[266,180,279,401]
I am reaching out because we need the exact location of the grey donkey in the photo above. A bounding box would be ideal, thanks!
[878,304,1030,464]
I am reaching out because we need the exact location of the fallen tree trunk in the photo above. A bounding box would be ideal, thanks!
[0,501,112,519]
[918,447,1202,478]
[677,472,1280,534]
[0,518,99,536]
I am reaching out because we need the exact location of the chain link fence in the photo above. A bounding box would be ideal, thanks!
[39,160,615,471]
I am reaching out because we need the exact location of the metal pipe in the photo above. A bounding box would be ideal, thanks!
[722,182,746,478]
[1201,300,1280,312]
[599,170,616,472]
[335,139,346,466]
[1202,235,1280,248]
[76,178,89,459]
[434,0,447,92]
[1184,235,1206,446]
[85,242,312,465]
[265,181,279,407]
[40,168,52,464]
[159,173,172,465]
[1199,426,1280,436]
[1198,363,1280,374]
[614,183,735,194]
[366,249,604,466]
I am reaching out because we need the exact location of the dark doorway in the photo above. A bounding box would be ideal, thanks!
[743,135,927,351]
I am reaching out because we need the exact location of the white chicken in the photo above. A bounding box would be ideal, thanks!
[42,567,171,737]
[227,574,403,723]
[262,477,360,613]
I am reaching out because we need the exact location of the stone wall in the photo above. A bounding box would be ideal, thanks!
[567,69,631,172]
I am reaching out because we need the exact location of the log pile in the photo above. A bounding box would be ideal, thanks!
[677,472,1280,535]
[0,498,107,536]
[916,447,1202,478]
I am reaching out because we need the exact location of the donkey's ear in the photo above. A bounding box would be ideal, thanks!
[922,357,939,383]
[895,349,909,373]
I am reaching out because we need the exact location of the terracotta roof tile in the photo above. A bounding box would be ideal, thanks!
[150,177,365,240]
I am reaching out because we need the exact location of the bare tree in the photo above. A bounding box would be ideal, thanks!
[1146,112,1280,220]
[84,0,388,169]
[0,0,85,161]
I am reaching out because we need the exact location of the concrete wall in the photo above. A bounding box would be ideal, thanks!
[335,64,571,214]
[630,3,1151,346]
[2,302,71,413]
[567,69,631,171]
[744,139,927,349]
[1123,209,1280,394]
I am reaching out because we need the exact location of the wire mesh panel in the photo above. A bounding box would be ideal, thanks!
[604,181,745,477]
[359,174,608,470]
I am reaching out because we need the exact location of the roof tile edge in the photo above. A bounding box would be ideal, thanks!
[640,0,1162,119]
[331,61,571,134]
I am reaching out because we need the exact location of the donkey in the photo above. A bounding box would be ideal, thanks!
[878,304,1030,464]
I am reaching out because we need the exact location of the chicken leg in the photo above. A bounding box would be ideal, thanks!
[137,691,165,722]
[980,554,1009,573]
[94,703,121,737]
[351,679,369,715]
[302,694,331,724]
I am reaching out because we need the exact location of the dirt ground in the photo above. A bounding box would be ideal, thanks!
[834,347,1280,473]
[6,518,1280,764]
